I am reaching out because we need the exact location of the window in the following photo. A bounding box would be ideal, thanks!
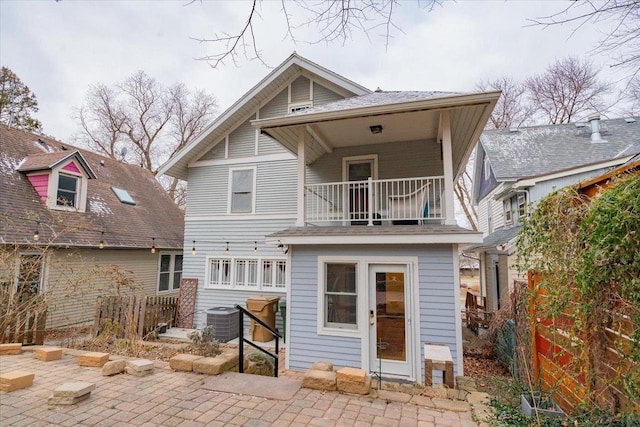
[56,174,78,207]
[229,168,255,213]
[503,198,513,225]
[16,254,43,304]
[324,263,357,329]
[517,193,527,218]
[207,258,285,291]
[112,187,136,205]
[158,253,182,292]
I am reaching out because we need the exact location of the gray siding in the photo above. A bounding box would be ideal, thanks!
[258,89,289,155]
[186,159,297,217]
[199,140,226,161]
[228,115,257,158]
[45,248,174,329]
[288,244,460,381]
[314,82,344,106]
[291,76,310,103]
[307,139,443,184]
[184,218,294,331]
[528,168,610,205]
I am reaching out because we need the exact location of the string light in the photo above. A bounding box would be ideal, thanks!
[99,231,105,249]
[225,242,229,255]
[191,240,196,256]
[151,237,156,254]
[33,230,39,241]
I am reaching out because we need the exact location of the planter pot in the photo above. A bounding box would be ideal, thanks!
[157,323,168,334]
[521,394,565,418]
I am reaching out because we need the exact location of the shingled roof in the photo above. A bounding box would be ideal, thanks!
[0,124,184,249]
[481,117,640,181]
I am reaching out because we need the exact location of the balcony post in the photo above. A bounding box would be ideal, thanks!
[440,111,456,225]
[367,177,374,226]
[296,127,306,226]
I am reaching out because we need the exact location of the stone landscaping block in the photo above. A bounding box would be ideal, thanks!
[0,371,34,392]
[48,394,91,405]
[466,391,490,405]
[78,352,109,367]
[376,389,412,403]
[0,343,22,356]
[302,369,336,391]
[35,346,63,362]
[102,360,125,376]
[169,354,203,372]
[337,375,371,395]
[193,352,239,375]
[432,397,472,412]
[48,382,94,405]
[125,359,155,377]
[336,367,365,382]
[310,361,334,372]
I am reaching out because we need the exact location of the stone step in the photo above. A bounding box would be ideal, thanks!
[0,370,34,392]
[125,359,155,377]
[48,381,95,405]
[35,346,63,362]
[0,343,22,356]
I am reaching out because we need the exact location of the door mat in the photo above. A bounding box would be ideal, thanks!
[202,372,302,400]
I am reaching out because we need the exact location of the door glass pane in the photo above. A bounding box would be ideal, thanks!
[375,271,406,361]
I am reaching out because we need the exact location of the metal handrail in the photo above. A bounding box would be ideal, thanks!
[234,304,281,377]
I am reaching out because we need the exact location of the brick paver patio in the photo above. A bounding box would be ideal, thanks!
[0,350,482,426]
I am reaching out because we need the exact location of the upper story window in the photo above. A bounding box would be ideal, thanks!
[229,167,255,213]
[517,193,527,218]
[503,198,513,226]
[56,174,78,207]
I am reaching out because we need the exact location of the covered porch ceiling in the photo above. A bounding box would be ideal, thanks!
[252,91,500,178]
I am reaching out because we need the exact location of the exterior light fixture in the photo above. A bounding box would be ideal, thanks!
[370,125,383,134]
[254,241,257,253]
[225,242,229,255]
[191,240,196,256]
[99,231,105,249]
[151,237,156,254]
[33,230,39,241]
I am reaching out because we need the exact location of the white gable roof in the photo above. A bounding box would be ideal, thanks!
[159,53,370,180]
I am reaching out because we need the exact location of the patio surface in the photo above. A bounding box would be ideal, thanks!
[0,347,489,426]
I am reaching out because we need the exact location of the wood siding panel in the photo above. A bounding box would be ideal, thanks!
[228,115,257,158]
[185,166,228,216]
[256,160,298,213]
[44,249,171,329]
[313,82,344,106]
[287,244,459,380]
[291,76,310,103]
[27,174,49,203]
[198,141,226,161]
[258,89,289,155]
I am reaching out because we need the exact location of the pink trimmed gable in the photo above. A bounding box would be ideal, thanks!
[62,161,81,174]
[27,174,49,203]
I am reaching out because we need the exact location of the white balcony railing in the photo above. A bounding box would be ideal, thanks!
[305,176,445,225]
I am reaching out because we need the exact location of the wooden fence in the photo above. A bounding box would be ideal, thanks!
[529,272,639,413]
[1,305,47,345]
[93,295,177,339]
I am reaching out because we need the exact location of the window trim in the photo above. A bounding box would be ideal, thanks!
[317,257,362,338]
[228,166,257,214]
[157,252,183,293]
[204,256,287,292]
[46,161,89,212]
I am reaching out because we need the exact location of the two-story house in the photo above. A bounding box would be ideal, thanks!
[1,124,185,330]
[160,53,499,383]
[468,116,640,312]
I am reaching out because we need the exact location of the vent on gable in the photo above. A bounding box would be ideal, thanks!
[112,187,136,205]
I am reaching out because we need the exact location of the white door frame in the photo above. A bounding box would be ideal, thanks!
[363,257,420,382]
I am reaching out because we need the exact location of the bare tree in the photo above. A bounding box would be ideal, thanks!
[529,1,640,82]
[624,77,640,115]
[75,71,217,204]
[476,76,533,130]
[525,57,611,124]
[455,167,478,231]
[191,0,441,68]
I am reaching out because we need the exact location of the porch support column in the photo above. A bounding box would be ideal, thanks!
[440,111,456,225]
[296,126,306,226]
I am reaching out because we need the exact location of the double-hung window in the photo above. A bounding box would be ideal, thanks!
[323,263,357,329]
[207,258,285,291]
[158,253,183,292]
[503,198,513,225]
[229,168,255,213]
[57,174,78,207]
[517,193,527,219]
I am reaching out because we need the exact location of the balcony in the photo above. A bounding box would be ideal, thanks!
[305,176,445,226]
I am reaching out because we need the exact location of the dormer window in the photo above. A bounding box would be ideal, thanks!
[57,174,78,207]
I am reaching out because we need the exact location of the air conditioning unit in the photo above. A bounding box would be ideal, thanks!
[205,307,239,342]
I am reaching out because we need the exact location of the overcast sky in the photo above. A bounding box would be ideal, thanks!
[0,1,629,143]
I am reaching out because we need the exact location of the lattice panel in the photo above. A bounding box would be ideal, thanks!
[176,278,198,328]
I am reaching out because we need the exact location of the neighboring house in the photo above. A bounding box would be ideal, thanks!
[160,53,499,383]
[467,116,640,312]
[0,124,185,329]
